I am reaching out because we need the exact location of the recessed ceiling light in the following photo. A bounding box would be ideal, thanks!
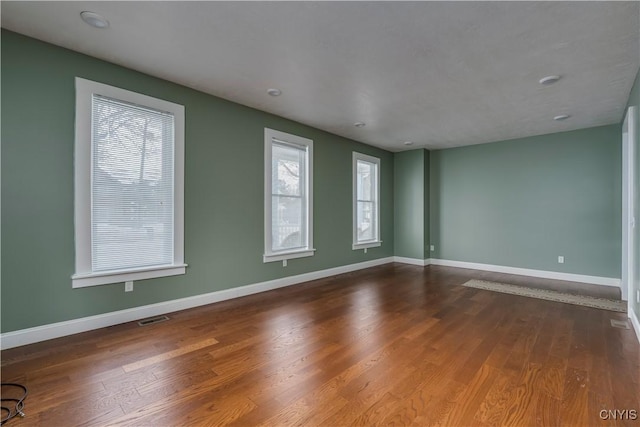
[267,88,281,96]
[80,11,110,29]
[539,75,561,85]
[554,114,571,121]
[404,141,414,146]
[354,122,366,128]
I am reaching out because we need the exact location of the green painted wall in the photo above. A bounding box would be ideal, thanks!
[393,149,429,260]
[430,125,622,278]
[1,29,629,336]
[625,68,640,320]
[0,31,394,333]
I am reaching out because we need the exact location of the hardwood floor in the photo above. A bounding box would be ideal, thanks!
[1,264,639,426]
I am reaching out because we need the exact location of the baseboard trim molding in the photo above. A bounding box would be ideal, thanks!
[0,257,394,350]
[393,256,429,266]
[427,258,621,288]
[630,308,640,344]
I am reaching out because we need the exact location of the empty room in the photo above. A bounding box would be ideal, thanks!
[1,1,639,426]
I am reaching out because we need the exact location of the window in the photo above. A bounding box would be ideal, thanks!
[353,152,381,249]
[264,128,314,262]
[72,78,185,288]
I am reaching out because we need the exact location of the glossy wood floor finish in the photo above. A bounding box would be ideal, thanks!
[2,264,639,426]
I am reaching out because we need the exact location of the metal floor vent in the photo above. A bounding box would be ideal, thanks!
[138,315,170,326]
[610,319,630,329]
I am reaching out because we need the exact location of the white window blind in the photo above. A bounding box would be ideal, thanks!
[91,95,175,271]
[353,153,381,249]
[264,128,314,263]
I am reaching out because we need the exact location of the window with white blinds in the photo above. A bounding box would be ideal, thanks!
[353,152,381,250]
[264,128,314,263]
[73,78,186,288]
[91,95,174,271]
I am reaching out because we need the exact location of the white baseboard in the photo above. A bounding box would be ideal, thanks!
[393,256,430,266]
[630,308,640,344]
[427,258,621,288]
[1,256,624,350]
[0,257,394,350]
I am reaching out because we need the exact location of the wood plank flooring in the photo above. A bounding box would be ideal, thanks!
[1,264,639,426]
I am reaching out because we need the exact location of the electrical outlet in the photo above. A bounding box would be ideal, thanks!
[364,248,368,254]
[430,245,435,251]
[125,281,133,292]
[557,256,564,264]
[282,259,287,267]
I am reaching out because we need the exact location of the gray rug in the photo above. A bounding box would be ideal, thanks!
[463,279,626,313]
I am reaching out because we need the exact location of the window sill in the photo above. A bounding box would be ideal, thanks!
[72,263,187,288]
[352,241,382,250]
[263,249,316,263]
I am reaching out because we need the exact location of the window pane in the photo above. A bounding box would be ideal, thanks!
[91,95,174,271]
[272,143,305,196]
[272,195,306,251]
[357,160,373,201]
[357,200,375,241]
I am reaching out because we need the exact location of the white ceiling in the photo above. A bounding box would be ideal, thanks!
[2,1,639,151]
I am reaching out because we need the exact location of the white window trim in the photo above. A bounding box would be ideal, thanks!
[264,128,315,263]
[72,77,186,288]
[353,152,382,250]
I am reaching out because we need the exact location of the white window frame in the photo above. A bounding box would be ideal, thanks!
[353,152,382,250]
[264,128,315,263]
[72,77,186,288]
